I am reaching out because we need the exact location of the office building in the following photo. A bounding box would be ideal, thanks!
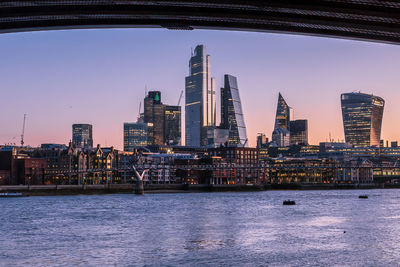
[274,93,290,130]
[341,92,385,147]
[185,44,216,147]
[144,91,165,145]
[220,74,248,146]
[256,133,268,148]
[289,119,308,145]
[205,126,229,148]
[123,122,153,151]
[72,124,93,149]
[208,147,259,184]
[272,93,290,146]
[272,128,290,147]
[165,105,181,145]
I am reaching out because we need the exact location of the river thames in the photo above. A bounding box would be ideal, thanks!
[1,189,400,266]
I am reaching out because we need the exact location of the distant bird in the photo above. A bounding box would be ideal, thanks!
[344,231,346,233]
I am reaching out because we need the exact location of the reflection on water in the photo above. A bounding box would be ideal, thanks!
[1,190,400,266]
[305,216,347,226]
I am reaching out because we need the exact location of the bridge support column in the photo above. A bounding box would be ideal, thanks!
[132,166,147,195]
[135,180,144,195]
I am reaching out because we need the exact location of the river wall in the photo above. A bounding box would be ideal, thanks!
[0,183,391,196]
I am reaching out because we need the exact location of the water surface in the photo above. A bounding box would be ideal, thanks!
[1,189,400,266]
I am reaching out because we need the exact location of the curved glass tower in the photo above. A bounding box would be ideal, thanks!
[220,74,247,146]
[341,92,385,147]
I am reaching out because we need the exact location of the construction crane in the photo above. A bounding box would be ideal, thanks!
[177,90,184,106]
[21,114,27,147]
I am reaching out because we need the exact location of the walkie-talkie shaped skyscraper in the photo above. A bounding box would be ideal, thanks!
[341,92,384,147]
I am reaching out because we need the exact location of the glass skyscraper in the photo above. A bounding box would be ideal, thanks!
[220,74,248,146]
[289,119,308,145]
[272,93,291,146]
[123,122,153,151]
[165,105,181,145]
[144,91,165,145]
[72,124,93,148]
[274,93,290,130]
[341,92,385,147]
[185,45,216,147]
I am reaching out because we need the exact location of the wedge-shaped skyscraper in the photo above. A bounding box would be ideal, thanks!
[341,92,384,147]
[185,45,216,147]
[220,74,248,146]
[272,93,291,146]
[274,93,290,130]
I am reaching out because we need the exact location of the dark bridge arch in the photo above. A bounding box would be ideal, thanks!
[1,1,400,44]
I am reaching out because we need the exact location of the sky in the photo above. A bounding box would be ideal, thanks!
[0,28,400,149]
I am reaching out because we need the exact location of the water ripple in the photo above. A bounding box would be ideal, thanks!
[1,190,400,266]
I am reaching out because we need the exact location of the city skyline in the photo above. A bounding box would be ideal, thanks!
[3,3,400,267]
[1,28,400,149]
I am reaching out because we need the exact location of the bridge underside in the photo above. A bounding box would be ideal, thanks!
[1,1,400,44]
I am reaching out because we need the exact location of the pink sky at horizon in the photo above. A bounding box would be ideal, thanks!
[1,28,399,149]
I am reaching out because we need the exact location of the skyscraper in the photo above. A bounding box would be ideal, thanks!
[165,105,181,145]
[272,128,290,147]
[144,91,165,145]
[220,74,248,146]
[185,45,216,147]
[123,122,153,151]
[272,93,291,146]
[274,93,290,130]
[206,127,229,148]
[289,120,308,145]
[72,124,93,149]
[341,92,385,147]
